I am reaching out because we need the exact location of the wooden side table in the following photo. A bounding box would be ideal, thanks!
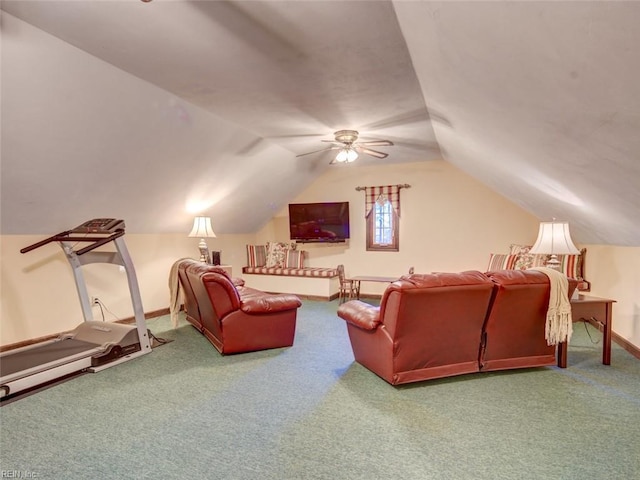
[349,275,398,300]
[557,295,616,368]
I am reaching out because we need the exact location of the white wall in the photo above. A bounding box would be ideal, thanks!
[0,233,253,345]
[582,245,640,348]
[257,160,541,295]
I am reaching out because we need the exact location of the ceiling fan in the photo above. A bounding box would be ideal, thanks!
[296,130,394,164]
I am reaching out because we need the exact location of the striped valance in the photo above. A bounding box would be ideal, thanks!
[362,185,403,218]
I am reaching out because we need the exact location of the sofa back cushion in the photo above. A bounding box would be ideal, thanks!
[482,270,577,371]
[379,271,495,375]
[185,263,241,342]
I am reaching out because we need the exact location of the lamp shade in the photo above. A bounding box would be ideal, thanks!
[529,221,579,255]
[188,216,216,238]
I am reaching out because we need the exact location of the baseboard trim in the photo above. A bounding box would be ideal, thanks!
[358,293,383,300]
[584,318,640,360]
[0,307,172,353]
[301,293,340,301]
[261,292,340,301]
[612,331,640,360]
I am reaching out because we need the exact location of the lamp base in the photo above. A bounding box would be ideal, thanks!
[544,254,562,271]
[197,239,210,263]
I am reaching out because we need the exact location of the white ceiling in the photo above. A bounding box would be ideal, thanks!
[2,1,639,245]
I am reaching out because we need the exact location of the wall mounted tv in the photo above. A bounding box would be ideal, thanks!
[288,202,350,243]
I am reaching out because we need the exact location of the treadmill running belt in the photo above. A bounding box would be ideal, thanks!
[1,339,100,377]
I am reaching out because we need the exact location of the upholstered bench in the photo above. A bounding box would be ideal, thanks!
[243,243,340,300]
[241,266,339,300]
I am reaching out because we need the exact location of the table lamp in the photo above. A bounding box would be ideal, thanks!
[529,220,580,270]
[188,216,216,262]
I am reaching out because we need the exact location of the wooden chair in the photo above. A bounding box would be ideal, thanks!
[337,264,359,304]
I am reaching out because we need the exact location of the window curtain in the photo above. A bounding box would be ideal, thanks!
[363,185,401,218]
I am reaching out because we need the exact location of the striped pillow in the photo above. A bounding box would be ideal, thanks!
[284,249,305,269]
[554,250,585,279]
[527,248,585,279]
[487,253,518,271]
[246,244,267,267]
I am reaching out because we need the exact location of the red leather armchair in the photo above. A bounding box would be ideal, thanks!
[337,271,495,385]
[177,260,301,354]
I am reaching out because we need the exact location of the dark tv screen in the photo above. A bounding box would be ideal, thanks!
[288,202,350,242]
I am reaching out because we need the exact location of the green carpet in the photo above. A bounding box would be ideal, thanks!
[1,300,638,479]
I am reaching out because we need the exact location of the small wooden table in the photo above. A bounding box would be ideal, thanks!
[349,275,398,300]
[557,295,616,368]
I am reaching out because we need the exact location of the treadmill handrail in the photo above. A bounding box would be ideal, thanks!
[20,230,72,254]
[20,230,125,256]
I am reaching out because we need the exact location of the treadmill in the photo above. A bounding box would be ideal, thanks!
[0,219,152,399]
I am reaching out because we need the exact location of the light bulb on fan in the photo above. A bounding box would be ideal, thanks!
[335,148,358,163]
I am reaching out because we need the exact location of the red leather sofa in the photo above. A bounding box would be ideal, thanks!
[337,270,578,385]
[177,259,302,354]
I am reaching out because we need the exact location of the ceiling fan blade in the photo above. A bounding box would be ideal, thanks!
[357,140,394,147]
[358,147,389,159]
[295,146,338,157]
[268,133,327,139]
[391,139,441,151]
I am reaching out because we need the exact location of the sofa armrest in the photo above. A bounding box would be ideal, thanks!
[240,293,301,314]
[337,301,381,331]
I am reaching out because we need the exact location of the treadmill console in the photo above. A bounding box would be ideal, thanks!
[72,218,125,234]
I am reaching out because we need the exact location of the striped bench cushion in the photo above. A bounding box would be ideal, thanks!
[242,266,338,278]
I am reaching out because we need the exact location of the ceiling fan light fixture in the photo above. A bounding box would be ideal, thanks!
[335,147,358,163]
[297,129,392,162]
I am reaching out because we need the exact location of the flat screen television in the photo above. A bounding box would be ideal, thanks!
[288,202,350,243]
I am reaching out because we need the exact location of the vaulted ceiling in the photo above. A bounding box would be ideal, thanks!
[2,1,639,245]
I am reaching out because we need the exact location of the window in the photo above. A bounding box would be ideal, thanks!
[366,199,399,251]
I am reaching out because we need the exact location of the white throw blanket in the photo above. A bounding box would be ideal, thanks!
[168,258,191,328]
[529,267,573,345]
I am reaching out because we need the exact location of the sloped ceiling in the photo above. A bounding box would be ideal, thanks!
[1,1,639,245]
[395,1,640,246]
